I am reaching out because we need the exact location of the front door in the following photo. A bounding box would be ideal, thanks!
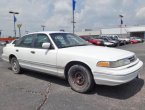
[30,33,58,75]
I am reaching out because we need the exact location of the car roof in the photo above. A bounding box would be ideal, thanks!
[26,31,71,35]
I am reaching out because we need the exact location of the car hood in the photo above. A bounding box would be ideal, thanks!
[58,45,134,61]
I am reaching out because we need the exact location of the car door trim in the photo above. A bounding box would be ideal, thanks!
[18,59,64,69]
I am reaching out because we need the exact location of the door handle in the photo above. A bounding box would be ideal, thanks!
[31,51,35,54]
[16,49,19,52]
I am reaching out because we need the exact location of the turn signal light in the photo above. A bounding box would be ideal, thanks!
[97,61,110,67]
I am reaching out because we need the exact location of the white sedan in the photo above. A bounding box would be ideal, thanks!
[2,32,143,93]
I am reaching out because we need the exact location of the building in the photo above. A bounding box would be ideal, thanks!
[76,25,145,39]
[75,30,100,38]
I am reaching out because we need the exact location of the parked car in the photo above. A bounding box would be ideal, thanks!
[130,37,144,43]
[2,32,143,93]
[111,36,130,45]
[0,41,7,46]
[120,37,130,44]
[110,36,123,45]
[101,37,118,47]
[80,36,104,46]
[6,40,18,47]
[107,36,121,46]
[100,38,115,47]
[130,39,139,44]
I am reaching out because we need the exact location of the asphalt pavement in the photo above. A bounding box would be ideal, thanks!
[0,43,145,110]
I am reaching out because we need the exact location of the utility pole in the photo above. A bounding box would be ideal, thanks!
[0,30,2,38]
[9,11,19,37]
[72,10,76,34]
[72,0,76,34]
[119,15,123,38]
[41,25,45,31]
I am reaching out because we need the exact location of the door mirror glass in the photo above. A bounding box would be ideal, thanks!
[42,42,50,49]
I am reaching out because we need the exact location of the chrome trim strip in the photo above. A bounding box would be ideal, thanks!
[18,59,64,69]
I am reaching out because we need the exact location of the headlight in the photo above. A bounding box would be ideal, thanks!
[97,58,131,68]
[110,58,130,68]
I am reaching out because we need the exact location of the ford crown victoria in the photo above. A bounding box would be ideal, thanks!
[2,32,143,93]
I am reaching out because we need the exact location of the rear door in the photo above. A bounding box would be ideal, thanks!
[14,34,35,68]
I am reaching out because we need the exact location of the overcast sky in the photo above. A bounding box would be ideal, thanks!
[0,0,145,37]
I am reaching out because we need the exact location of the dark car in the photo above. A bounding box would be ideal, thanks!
[99,37,117,47]
[111,36,129,45]
[101,36,119,47]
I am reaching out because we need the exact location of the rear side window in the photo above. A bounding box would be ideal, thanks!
[17,35,34,47]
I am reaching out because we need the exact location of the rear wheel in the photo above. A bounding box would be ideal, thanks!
[10,57,21,74]
[123,41,126,45]
[68,65,94,93]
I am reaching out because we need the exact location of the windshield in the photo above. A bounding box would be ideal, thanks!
[107,37,112,40]
[50,33,90,48]
[111,37,117,40]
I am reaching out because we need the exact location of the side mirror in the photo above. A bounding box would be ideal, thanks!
[42,42,50,49]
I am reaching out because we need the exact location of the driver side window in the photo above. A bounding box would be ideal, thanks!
[34,34,52,49]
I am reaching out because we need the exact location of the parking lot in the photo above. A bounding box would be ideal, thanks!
[0,43,145,110]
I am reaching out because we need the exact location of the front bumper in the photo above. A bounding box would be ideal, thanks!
[93,60,143,86]
[104,43,115,47]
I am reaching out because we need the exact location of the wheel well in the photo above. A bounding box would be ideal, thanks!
[9,54,16,62]
[64,61,92,79]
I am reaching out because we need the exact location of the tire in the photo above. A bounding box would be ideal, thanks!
[10,57,21,74]
[123,41,126,45]
[68,65,94,93]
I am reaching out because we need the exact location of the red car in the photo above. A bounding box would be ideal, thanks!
[130,39,139,44]
[80,36,103,46]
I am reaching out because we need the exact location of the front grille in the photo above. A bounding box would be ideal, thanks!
[128,56,136,63]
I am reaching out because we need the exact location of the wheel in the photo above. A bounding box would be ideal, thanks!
[123,41,126,45]
[10,57,21,74]
[68,65,94,93]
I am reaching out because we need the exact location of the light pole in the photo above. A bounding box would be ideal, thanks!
[119,15,123,38]
[0,30,2,38]
[9,11,19,37]
[41,25,45,31]
[17,24,22,37]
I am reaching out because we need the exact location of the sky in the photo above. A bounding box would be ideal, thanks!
[0,0,145,37]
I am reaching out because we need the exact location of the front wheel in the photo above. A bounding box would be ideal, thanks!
[68,65,94,93]
[10,57,21,74]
